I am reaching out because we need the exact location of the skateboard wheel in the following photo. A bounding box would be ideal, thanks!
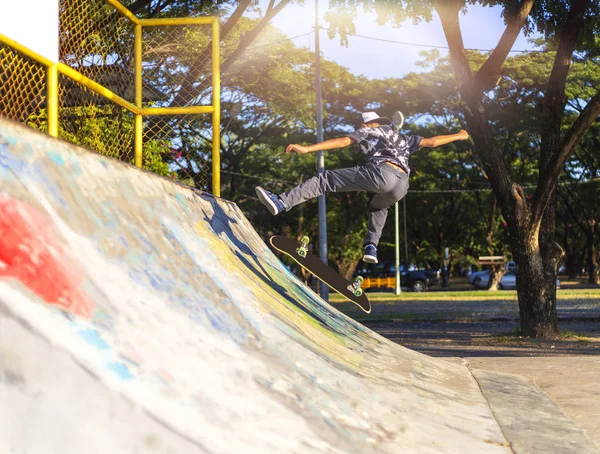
[355,276,364,285]
[296,236,310,258]
[354,289,363,297]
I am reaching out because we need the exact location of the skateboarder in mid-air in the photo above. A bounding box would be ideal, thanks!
[256,111,470,264]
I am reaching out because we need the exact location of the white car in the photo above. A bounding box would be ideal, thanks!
[473,271,560,290]
[468,261,516,285]
[468,269,488,285]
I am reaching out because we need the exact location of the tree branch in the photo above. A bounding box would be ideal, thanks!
[533,90,600,227]
[126,0,154,15]
[472,0,535,96]
[435,1,518,206]
[531,0,595,227]
[433,1,473,93]
[221,0,292,77]
[168,0,253,107]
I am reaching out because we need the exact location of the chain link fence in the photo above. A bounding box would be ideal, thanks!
[144,114,212,190]
[60,0,135,103]
[142,22,214,108]
[0,0,219,193]
[58,73,136,162]
[142,22,214,189]
[0,44,48,131]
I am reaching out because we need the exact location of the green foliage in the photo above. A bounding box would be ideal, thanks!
[325,1,600,50]
[140,140,175,178]
[31,105,174,178]
[56,106,134,162]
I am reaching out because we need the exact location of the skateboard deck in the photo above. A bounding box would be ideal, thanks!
[270,235,371,313]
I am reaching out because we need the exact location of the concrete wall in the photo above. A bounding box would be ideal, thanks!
[0,118,511,453]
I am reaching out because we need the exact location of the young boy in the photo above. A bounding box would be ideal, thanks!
[256,111,469,264]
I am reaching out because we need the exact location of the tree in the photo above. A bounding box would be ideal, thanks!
[125,0,296,108]
[326,0,600,337]
[558,121,600,284]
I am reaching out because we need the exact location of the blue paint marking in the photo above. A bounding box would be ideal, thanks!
[174,193,192,214]
[132,229,157,254]
[33,161,70,209]
[128,267,144,283]
[47,151,65,166]
[160,222,187,258]
[0,142,31,174]
[92,308,114,331]
[63,150,83,177]
[66,154,83,176]
[145,268,174,293]
[202,305,248,345]
[78,328,110,350]
[106,361,135,381]
[98,201,121,229]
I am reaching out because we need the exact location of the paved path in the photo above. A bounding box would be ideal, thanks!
[335,297,600,453]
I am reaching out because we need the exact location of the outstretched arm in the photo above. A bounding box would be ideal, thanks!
[420,130,469,148]
[286,136,354,154]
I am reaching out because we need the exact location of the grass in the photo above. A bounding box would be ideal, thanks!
[560,330,592,341]
[488,328,591,343]
[329,287,600,303]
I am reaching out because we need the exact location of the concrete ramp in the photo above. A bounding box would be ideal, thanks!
[0,118,512,453]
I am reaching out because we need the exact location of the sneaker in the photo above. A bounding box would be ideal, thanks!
[363,244,378,264]
[255,186,286,215]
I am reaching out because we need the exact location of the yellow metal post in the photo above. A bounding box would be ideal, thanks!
[104,0,140,25]
[142,106,213,116]
[212,18,221,196]
[134,23,143,168]
[140,17,213,26]
[47,64,58,137]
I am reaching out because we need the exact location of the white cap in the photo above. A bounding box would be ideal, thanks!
[360,111,391,125]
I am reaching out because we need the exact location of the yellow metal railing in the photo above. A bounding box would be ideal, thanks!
[0,0,221,196]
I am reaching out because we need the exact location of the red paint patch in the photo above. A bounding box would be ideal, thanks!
[0,196,94,318]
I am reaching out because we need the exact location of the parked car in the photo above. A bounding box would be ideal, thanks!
[468,261,517,285]
[468,269,488,285]
[472,271,561,290]
[356,262,440,292]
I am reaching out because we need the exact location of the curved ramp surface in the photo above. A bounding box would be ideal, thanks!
[0,119,511,453]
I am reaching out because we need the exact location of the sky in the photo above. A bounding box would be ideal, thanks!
[1,0,59,62]
[254,0,540,80]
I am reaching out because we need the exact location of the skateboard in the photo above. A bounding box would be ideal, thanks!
[270,235,371,313]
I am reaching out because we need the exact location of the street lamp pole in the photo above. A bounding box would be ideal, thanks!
[315,0,328,301]
[395,201,402,294]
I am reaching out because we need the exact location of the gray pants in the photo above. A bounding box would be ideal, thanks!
[279,162,409,246]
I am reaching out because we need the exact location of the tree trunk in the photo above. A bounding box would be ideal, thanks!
[339,261,360,281]
[468,121,561,336]
[564,230,581,279]
[516,258,560,338]
[485,197,503,291]
[587,220,596,284]
[487,265,503,291]
[511,221,561,338]
[593,250,600,285]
